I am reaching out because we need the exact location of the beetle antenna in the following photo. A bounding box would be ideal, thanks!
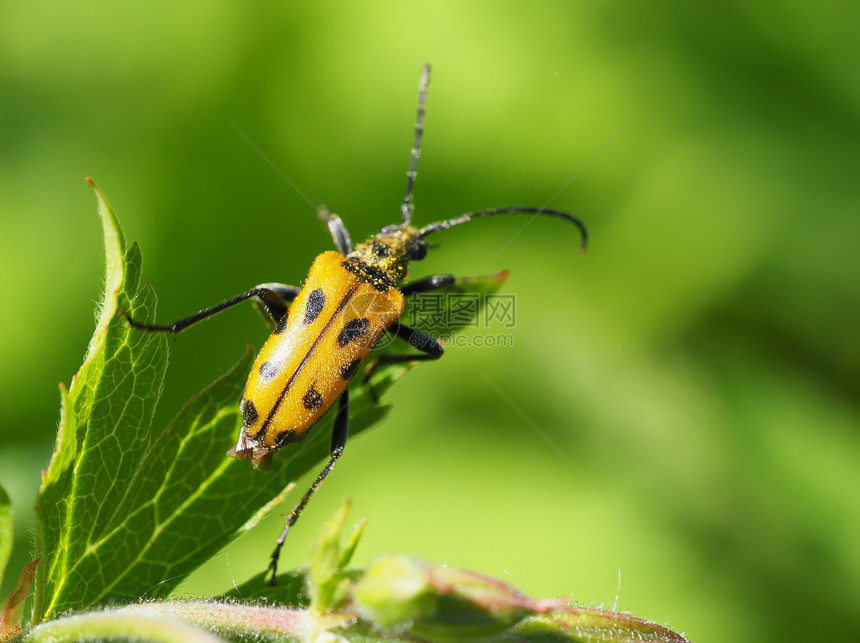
[418,206,589,252]
[401,64,431,227]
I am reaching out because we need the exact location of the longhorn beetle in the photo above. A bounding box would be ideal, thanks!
[128,64,587,584]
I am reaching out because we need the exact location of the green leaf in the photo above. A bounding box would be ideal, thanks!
[337,512,366,572]
[34,180,169,621]
[0,483,11,587]
[355,556,539,640]
[354,555,691,642]
[512,608,692,642]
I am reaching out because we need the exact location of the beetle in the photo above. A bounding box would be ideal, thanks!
[128,64,587,584]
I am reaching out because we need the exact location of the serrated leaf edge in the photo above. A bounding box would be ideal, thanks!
[82,178,126,369]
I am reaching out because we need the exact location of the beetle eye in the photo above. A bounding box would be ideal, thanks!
[408,240,428,260]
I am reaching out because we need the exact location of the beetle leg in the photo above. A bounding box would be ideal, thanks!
[400,273,455,295]
[126,283,299,335]
[360,275,453,394]
[386,322,445,359]
[364,322,444,396]
[252,283,301,329]
[268,389,350,586]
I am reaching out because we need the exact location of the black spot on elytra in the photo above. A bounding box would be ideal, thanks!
[303,386,323,410]
[242,399,259,426]
[304,288,326,324]
[274,309,289,334]
[259,360,278,381]
[337,317,370,347]
[273,429,296,448]
[340,358,362,381]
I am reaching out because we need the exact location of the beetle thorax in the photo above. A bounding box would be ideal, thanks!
[343,225,425,291]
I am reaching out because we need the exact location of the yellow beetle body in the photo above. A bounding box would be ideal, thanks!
[231,250,404,465]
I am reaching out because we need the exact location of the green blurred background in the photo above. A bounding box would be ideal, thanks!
[1,1,858,640]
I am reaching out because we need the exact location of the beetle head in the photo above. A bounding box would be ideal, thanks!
[346,224,426,287]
